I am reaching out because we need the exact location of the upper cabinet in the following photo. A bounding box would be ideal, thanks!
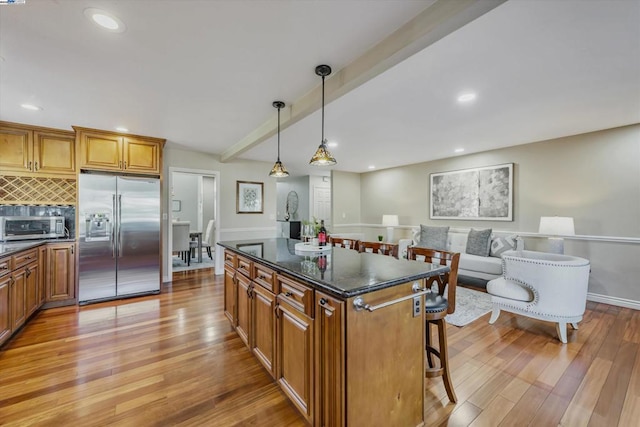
[0,122,76,177]
[74,127,165,175]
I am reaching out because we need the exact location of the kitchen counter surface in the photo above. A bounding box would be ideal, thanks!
[219,237,448,298]
[0,239,76,257]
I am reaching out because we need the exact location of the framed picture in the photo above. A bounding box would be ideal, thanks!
[171,200,181,212]
[236,181,264,214]
[430,163,513,221]
[237,243,264,258]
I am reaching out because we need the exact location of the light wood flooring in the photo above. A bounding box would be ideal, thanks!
[1,269,639,426]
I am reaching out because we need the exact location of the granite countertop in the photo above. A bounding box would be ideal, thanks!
[219,238,448,298]
[0,239,76,257]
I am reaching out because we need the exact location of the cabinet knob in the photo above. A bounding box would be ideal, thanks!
[26,267,31,277]
[1,266,8,270]
[319,298,328,306]
[35,161,39,171]
[285,291,293,297]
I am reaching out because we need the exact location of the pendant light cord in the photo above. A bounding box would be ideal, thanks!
[321,75,325,143]
[277,106,281,161]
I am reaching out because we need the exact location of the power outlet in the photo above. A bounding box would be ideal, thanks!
[413,296,421,317]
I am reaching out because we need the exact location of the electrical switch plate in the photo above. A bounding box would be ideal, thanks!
[413,296,421,317]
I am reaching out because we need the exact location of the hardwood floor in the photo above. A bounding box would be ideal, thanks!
[1,269,638,426]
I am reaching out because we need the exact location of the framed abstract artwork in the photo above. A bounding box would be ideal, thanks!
[236,181,264,214]
[430,163,513,221]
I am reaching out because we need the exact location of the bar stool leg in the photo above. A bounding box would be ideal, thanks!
[438,319,457,403]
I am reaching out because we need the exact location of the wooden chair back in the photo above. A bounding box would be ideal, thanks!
[406,247,460,314]
[329,236,357,250]
[358,241,399,258]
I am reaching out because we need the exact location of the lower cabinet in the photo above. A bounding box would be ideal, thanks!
[0,272,11,345]
[25,261,40,317]
[235,272,252,347]
[276,297,315,423]
[10,265,28,331]
[314,291,345,427]
[44,242,76,305]
[38,245,47,306]
[252,284,276,378]
[223,263,237,326]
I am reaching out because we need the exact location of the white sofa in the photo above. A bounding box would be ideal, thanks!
[399,229,524,288]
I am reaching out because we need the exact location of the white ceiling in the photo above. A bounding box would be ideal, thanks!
[1,0,639,177]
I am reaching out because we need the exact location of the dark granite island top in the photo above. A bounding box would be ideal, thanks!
[218,237,448,299]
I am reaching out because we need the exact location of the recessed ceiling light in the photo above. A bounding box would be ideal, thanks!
[454,148,465,153]
[368,165,376,170]
[21,103,42,111]
[457,92,477,103]
[116,127,129,132]
[327,141,338,148]
[84,8,126,33]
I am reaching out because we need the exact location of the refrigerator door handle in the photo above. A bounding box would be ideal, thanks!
[118,194,123,257]
[112,194,117,258]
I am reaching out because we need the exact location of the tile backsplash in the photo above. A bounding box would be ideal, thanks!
[0,205,76,238]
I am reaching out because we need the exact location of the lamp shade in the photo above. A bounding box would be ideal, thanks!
[382,215,399,227]
[539,216,575,236]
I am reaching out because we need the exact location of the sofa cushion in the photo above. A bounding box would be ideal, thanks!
[465,228,492,257]
[460,253,503,275]
[487,277,534,302]
[417,225,449,250]
[490,235,519,258]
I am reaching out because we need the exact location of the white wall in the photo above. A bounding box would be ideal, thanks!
[334,124,640,306]
[276,176,309,221]
[172,172,199,225]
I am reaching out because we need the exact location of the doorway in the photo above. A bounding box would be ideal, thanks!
[166,167,221,279]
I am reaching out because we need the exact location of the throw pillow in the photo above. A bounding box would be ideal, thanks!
[416,225,449,250]
[490,235,520,258]
[465,228,492,257]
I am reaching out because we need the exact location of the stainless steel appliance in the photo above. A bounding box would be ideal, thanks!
[78,174,161,303]
[0,216,65,241]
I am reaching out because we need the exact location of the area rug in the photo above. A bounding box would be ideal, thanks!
[172,254,216,272]
[445,286,493,327]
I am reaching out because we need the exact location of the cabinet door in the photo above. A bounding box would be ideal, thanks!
[79,131,122,171]
[223,265,237,326]
[314,292,345,427]
[0,275,11,346]
[0,126,32,173]
[34,131,76,175]
[123,137,160,174]
[252,284,276,378]
[25,262,39,317]
[10,269,27,331]
[38,246,47,306]
[276,298,314,422]
[235,273,252,348]
[46,244,76,302]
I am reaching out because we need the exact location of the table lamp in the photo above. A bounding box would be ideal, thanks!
[538,216,575,254]
[382,215,399,243]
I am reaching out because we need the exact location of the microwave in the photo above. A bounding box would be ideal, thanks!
[0,216,65,241]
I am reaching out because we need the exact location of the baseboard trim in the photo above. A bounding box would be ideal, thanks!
[587,292,640,310]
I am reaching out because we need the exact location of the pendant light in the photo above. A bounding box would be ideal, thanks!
[309,64,337,166]
[269,100,290,178]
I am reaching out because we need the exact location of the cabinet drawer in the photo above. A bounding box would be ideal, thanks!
[253,264,277,293]
[13,248,38,269]
[0,257,10,278]
[237,255,252,279]
[224,250,237,267]
[277,275,314,318]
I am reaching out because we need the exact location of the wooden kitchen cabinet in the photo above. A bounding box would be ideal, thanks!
[314,291,345,427]
[276,274,315,423]
[75,126,164,175]
[0,257,12,346]
[38,246,47,306]
[10,266,27,332]
[0,122,75,176]
[24,261,40,318]
[235,271,252,348]
[252,282,277,378]
[44,242,76,305]
[223,263,237,326]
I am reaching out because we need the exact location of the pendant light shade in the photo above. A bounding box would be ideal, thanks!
[269,100,289,178]
[309,64,337,166]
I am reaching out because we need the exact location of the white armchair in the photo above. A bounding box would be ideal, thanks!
[486,250,590,343]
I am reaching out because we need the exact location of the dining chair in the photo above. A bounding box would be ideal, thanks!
[172,222,191,267]
[406,246,460,403]
[201,219,215,260]
[357,241,399,258]
[328,236,357,250]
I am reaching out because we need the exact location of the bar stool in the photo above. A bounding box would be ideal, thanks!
[357,241,399,258]
[407,246,460,403]
[328,236,357,250]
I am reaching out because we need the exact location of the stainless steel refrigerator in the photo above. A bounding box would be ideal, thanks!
[78,173,161,303]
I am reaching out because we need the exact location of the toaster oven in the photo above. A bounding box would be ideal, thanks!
[0,216,65,241]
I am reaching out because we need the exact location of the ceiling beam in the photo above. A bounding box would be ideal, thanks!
[221,0,507,163]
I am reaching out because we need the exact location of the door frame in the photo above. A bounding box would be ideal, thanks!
[166,167,221,281]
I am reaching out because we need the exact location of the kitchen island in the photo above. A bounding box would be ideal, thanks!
[219,238,448,427]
